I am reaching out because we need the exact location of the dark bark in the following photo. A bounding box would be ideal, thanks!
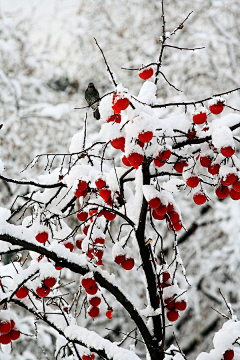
[135,162,164,360]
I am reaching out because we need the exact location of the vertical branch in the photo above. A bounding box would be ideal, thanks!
[135,162,164,360]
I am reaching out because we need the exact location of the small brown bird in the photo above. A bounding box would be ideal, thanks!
[85,83,100,120]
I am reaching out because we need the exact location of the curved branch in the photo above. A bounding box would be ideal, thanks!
[0,175,67,189]
[0,232,153,352]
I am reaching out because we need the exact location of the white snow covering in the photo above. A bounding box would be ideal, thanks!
[64,325,141,360]
[69,130,85,153]
[196,320,240,360]
[212,126,235,149]
[137,81,157,104]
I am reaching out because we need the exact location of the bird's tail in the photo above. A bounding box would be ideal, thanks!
[93,108,100,120]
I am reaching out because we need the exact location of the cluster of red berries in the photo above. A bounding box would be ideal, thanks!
[16,272,57,300]
[146,189,182,232]
[114,253,135,270]
[81,274,113,319]
[75,180,88,199]
[35,230,74,271]
[0,314,20,345]
[112,242,135,270]
[36,275,57,298]
[160,271,187,322]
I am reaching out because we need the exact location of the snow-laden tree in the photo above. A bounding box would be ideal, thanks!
[0,1,240,360]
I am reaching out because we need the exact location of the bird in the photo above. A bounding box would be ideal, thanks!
[85,83,100,120]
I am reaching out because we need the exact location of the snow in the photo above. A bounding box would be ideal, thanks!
[69,130,85,153]
[212,126,235,149]
[64,325,141,360]
[137,81,157,105]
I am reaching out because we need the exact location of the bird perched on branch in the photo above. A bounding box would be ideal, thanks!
[85,83,100,120]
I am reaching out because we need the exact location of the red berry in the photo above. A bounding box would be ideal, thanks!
[0,321,11,335]
[0,333,11,344]
[168,211,180,224]
[166,310,179,322]
[127,153,144,168]
[209,102,224,115]
[16,287,29,299]
[89,296,101,307]
[36,287,50,298]
[200,155,212,168]
[75,188,88,198]
[112,97,129,112]
[174,160,188,173]
[152,210,165,220]
[110,137,125,151]
[155,149,171,167]
[106,309,113,319]
[78,180,88,192]
[187,130,197,140]
[208,163,220,175]
[44,277,56,288]
[169,221,183,232]
[88,306,100,318]
[95,249,104,261]
[94,237,105,245]
[122,155,131,167]
[85,284,98,295]
[232,180,240,192]
[121,258,134,270]
[99,188,111,202]
[221,173,238,186]
[193,192,207,205]
[10,320,15,330]
[82,278,96,289]
[155,204,167,216]
[114,254,126,265]
[186,176,199,188]
[64,242,74,252]
[223,350,234,360]
[193,111,207,124]
[35,231,48,244]
[138,131,153,143]
[107,113,121,123]
[82,355,91,360]
[154,159,165,167]
[55,265,63,270]
[83,225,90,235]
[165,297,175,308]
[10,329,20,341]
[162,272,170,282]
[221,146,235,158]
[175,300,187,311]
[230,188,240,200]
[76,238,83,250]
[215,185,229,199]
[90,355,95,360]
[138,67,154,80]
[95,178,106,189]
[166,298,175,310]
[137,140,144,148]
[167,203,174,213]
[148,197,161,209]
[103,210,116,221]
[77,211,88,222]
[160,149,171,161]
